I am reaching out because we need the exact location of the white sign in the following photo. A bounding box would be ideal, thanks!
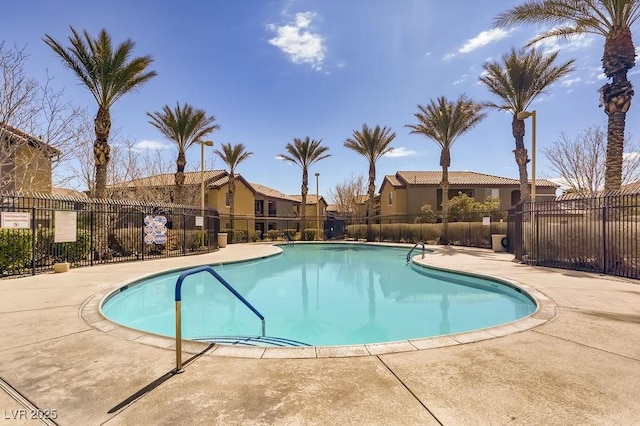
[482,216,491,226]
[55,211,78,242]
[195,216,204,227]
[0,212,30,229]
[144,215,168,245]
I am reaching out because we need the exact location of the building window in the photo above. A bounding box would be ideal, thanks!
[388,191,393,205]
[255,200,264,215]
[268,201,276,216]
[225,192,231,207]
[484,188,499,199]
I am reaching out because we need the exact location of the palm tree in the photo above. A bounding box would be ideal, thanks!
[278,137,330,239]
[344,124,396,241]
[406,96,487,244]
[147,102,219,204]
[44,27,156,199]
[479,47,574,199]
[494,0,640,191]
[214,142,253,228]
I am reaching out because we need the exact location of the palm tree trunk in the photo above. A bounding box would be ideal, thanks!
[229,174,236,229]
[175,150,186,204]
[367,162,376,241]
[601,26,635,191]
[93,106,111,199]
[301,169,308,240]
[93,106,111,261]
[512,115,530,200]
[439,149,450,245]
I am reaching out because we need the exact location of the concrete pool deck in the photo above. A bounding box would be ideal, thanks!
[0,243,638,425]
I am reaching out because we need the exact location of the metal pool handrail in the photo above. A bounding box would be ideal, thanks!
[282,233,294,245]
[174,265,265,372]
[406,242,426,263]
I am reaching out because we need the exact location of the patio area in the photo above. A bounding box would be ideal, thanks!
[0,243,638,425]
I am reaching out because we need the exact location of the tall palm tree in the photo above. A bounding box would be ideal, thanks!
[214,142,253,228]
[44,27,156,199]
[406,95,487,244]
[147,102,219,204]
[494,0,640,191]
[479,47,574,199]
[344,124,396,241]
[278,137,330,239]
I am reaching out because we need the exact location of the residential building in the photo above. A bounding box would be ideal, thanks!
[0,123,60,193]
[251,183,300,235]
[113,170,228,206]
[290,194,329,229]
[379,171,558,221]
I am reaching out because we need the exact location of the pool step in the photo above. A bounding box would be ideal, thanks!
[193,335,311,347]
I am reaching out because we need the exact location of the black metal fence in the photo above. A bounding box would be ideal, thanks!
[0,192,220,278]
[217,212,508,249]
[507,190,639,280]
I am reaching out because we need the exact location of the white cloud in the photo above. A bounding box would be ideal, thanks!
[443,28,512,61]
[532,32,593,54]
[561,77,582,87]
[132,140,168,151]
[459,28,513,54]
[267,12,326,71]
[384,147,417,158]
[424,51,432,57]
[624,152,640,160]
[452,74,469,85]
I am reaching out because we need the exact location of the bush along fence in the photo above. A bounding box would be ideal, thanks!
[217,212,508,248]
[507,189,639,280]
[0,192,220,278]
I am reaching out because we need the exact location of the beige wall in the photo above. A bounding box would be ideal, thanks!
[381,183,556,219]
[13,144,53,193]
[380,182,407,217]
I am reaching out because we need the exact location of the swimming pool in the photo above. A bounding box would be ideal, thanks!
[101,243,536,347]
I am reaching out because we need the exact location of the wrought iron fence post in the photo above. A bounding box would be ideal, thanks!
[182,212,186,256]
[90,210,94,267]
[602,205,607,274]
[141,212,145,261]
[31,206,36,276]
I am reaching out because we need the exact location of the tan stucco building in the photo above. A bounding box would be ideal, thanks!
[379,171,558,221]
[0,123,60,193]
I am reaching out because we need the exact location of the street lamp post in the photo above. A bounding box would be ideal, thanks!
[516,110,536,201]
[315,172,320,240]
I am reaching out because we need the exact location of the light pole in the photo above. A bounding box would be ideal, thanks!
[516,110,536,201]
[315,172,320,240]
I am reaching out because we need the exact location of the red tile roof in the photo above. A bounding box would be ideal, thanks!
[392,171,559,187]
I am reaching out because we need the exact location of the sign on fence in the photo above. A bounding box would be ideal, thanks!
[0,212,30,229]
[54,211,78,242]
[144,215,168,245]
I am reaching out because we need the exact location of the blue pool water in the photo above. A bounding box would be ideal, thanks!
[101,244,536,346]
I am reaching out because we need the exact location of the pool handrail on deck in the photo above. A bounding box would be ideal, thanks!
[174,265,266,371]
[406,241,426,263]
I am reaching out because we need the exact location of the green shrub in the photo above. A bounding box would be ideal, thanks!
[224,229,247,244]
[282,229,297,240]
[267,230,280,240]
[248,230,262,242]
[38,228,91,263]
[0,229,32,274]
[303,228,318,241]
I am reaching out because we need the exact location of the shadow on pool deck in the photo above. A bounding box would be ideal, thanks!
[0,242,639,425]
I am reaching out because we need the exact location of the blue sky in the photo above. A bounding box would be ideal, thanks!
[4,0,640,196]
